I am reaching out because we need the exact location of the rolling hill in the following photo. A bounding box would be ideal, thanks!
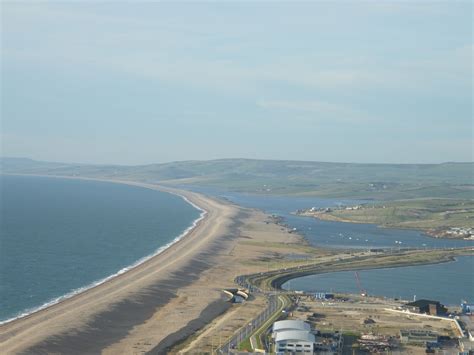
[2,157,473,200]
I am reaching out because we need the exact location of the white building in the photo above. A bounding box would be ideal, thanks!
[273,320,315,354]
[273,320,311,334]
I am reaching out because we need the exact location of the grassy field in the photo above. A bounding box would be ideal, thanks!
[307,199,474,231]
[2,157,473,200]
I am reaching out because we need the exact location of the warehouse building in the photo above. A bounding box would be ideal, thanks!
[400,329,438,345]
[402,299,447,316]
[273,320,311,334]
[272,320,315,354]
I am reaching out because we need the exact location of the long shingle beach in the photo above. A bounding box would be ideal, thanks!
[0,182,243,354]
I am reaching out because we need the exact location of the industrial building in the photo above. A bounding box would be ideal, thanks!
[399,329,438,345]
[273,320,312,334]
[272,320,315,354]
[461,301,474,314]
[274,330,316,354]
[402,299,447,316]
[313,292,334,300]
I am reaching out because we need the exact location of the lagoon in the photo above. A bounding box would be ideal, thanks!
[282,256,474,305]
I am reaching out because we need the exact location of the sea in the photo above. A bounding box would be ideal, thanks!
[184,186,474,305]
[0,175,202,323]
[1,178,472,323]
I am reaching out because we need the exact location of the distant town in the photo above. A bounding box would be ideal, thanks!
[297,204,474,241]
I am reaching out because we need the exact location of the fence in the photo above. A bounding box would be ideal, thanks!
[216,294,279,354]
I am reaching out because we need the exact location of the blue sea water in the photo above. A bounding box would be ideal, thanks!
[0,175,201,322]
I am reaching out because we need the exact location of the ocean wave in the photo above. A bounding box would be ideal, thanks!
[0,190,207,326]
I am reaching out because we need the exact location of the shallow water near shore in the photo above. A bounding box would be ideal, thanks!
[185,186,474,249]
[0,175,201,322]
[282,255,474,305]
[183,186,474,305]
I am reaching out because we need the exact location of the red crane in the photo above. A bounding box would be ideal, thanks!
[354,271,367,297]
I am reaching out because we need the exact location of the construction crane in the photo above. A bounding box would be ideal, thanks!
[354,271,368,297]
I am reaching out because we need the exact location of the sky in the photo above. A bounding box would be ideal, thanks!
[1,1,472,165]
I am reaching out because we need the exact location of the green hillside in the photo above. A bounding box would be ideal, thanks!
[310,199,474,231]
[2,157,473,200]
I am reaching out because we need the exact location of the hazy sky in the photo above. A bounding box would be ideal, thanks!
[1,1,472,165]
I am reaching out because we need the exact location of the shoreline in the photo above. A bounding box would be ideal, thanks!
[0,174,240,354]
[267,250,473,301]
[2,174,473,353]
[272,254,474,306]
[297,211,474,241]
[0,174,208,326]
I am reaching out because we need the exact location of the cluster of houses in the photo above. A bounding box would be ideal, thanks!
[305,205,363,214]
[444,227,474,239]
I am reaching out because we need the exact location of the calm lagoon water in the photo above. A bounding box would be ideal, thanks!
[282,256,474,305]
[184,187,474,305]
[186,187,474,250]
[0,175,201,322]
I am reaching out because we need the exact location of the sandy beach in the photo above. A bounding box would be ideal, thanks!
[0,172,322,355]
[1,177,471,354]
[3,174,462,353]
[0,180,245,354]
[0,178,313,354]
